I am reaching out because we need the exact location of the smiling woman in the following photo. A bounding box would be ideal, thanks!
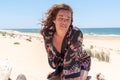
[53,10,71,35]
[40,3,91,80]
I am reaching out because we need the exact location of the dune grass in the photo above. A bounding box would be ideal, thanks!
[85,45,110,62]
[13,42,20,45]
[26,37,32,42]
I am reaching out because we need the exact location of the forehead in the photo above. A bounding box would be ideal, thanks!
[56,10,71,18]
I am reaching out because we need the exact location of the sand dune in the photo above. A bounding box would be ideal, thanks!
[0,30,120,80]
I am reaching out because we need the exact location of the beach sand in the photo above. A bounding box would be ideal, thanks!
[83,35,120,80]
[0,30,120,80]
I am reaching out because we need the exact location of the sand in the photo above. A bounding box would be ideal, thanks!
[83,35,120,80]
[0,30,120,80]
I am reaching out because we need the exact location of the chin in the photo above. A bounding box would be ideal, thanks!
[61,29,68,33]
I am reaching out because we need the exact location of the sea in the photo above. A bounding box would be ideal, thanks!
[4,27,120,36]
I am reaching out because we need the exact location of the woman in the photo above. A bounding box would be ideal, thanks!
[40,3,91,80]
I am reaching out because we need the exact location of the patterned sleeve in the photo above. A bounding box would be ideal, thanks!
[63,29,91,79]
[44,42,57,69]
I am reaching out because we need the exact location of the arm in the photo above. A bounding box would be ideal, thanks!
[45,43,57,69]
[80,49,91,80]
[43,30,58,69]
[63,29,91,79]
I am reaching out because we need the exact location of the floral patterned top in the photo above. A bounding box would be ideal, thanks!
[43,26,91,79]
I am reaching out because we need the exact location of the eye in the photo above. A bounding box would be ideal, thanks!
[58,18,63,21]
[66,19,71,22]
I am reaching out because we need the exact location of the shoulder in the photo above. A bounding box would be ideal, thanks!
[68,26,83,43]
[72,26,83,38]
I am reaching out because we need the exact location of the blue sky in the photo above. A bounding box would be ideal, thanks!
[0,0,120,29]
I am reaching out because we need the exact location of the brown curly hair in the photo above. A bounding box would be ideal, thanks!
[40,3,73,35]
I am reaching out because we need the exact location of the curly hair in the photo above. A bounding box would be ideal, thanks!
[40,3,73,35]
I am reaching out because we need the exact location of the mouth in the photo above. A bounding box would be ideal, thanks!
[60,25,67,28]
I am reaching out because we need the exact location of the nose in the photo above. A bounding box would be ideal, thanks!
[61,19,68,24]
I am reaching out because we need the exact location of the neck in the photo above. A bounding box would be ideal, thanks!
[55,31,66,38]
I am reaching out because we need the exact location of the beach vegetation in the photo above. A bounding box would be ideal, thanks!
[9,33,15,38]
[0,31,6,36]
[14,42,20,45]
[86,45,110,62]
[26,38,32,42]
[90,45,93,49]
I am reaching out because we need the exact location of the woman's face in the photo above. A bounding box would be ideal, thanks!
[53,10,71,34]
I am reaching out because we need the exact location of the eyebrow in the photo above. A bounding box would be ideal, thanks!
[57,15,71,18]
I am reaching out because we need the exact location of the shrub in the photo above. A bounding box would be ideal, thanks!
[14,42,20,45]
[26,38,32,42]
[86,48,110,62]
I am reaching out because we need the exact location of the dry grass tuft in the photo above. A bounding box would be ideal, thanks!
[85,45,110,62]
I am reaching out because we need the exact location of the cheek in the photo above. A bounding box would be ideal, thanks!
[53,20,59,25]
[67,22,71,27]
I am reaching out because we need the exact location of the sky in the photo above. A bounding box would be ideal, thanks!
[0,0,120,29]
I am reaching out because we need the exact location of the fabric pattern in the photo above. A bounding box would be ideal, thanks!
[43,26,91,79]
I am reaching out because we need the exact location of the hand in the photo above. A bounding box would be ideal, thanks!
[80,70,88,80]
